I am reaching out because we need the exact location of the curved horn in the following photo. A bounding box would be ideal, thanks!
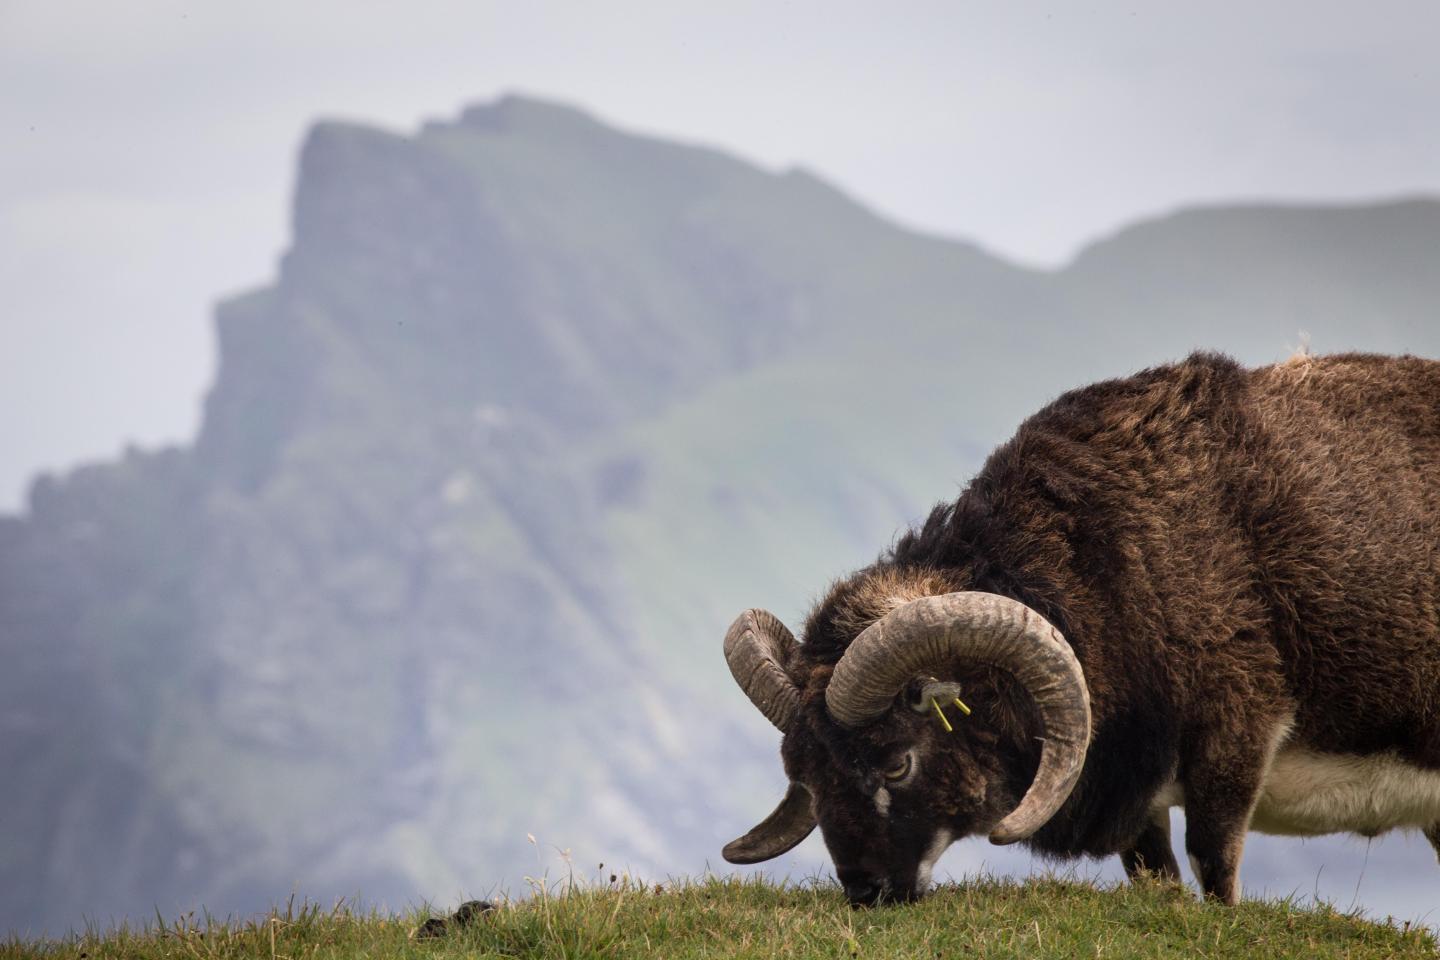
[824,592,1090,845]
[722,782,816,864]
[724,609,802,732]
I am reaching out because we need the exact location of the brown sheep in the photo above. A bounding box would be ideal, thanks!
[722,352,1440,905]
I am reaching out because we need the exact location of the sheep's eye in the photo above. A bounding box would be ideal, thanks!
[883,755,912,782]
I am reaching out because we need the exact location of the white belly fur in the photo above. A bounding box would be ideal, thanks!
[1151,748,1440,838]
[1252,749,1440,836]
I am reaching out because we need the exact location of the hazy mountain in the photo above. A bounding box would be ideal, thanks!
[3,95,1438,936]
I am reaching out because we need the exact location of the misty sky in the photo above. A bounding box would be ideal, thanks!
[3,1,1439,511]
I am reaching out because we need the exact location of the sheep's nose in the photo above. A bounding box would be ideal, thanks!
[842,878,881,906]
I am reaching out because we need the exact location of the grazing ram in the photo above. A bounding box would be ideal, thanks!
[721,351,1440,905]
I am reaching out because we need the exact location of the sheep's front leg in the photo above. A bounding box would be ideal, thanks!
[1426,824,1440,865]
[1121,814,1180,882]
[1182,773,1257,902]
[1180,714,1289,904]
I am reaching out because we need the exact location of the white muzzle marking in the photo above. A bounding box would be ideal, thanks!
[915,828,954,892]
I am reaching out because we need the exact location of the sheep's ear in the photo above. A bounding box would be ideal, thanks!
[721,782,816,864]
[907,678,964,714]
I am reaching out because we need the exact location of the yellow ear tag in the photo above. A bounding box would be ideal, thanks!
[952,697,972,716]
[931,698,954,733]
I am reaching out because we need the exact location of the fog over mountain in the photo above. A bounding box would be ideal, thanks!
[3,96,1439,936]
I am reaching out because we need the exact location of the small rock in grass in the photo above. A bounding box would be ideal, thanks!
[411,900,496,939]
[411,917,449,940]
[452,900,496,926]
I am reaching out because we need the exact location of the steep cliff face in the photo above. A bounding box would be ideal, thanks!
[4,96,1440,936]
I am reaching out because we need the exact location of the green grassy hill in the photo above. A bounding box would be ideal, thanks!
[5,878,1434,960]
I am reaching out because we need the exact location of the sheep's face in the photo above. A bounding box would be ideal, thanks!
[777,673,1018,906]
[722,564,1078,908]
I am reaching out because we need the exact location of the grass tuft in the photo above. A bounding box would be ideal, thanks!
[3,876,1434,959]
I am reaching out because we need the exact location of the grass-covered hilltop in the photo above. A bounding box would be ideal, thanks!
[4,878,1435,960]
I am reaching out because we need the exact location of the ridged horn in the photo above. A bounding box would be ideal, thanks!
[724,609,801,732]
[824,592,1090,845]
[721,782,816,864]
